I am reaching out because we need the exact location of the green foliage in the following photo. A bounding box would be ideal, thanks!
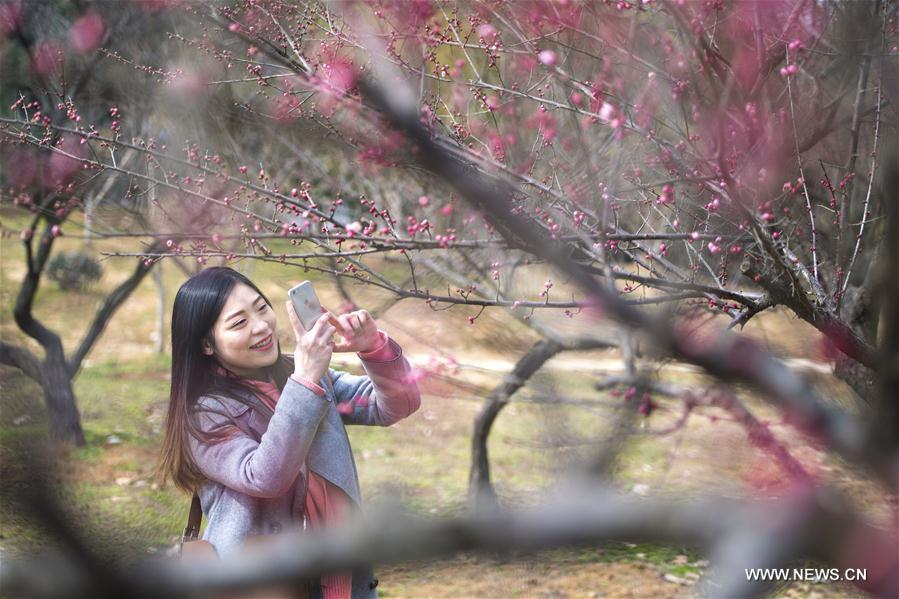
[46,250,103,291]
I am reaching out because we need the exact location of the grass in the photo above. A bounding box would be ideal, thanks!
[73,352,171,443]
[547,543,705,577]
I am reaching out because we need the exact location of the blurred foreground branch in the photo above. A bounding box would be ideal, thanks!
[2,477,895,598]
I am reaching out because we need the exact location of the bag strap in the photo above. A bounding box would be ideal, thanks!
[183,492,203,542]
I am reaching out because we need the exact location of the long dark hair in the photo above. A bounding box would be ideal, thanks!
[156,266,293,493]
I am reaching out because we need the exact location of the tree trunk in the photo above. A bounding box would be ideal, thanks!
[83,203,93,246]
[154,261,165,354]
[469,339,561,509]
[42,341,85,446]
[469,400,508,509]
[833,262,881,406]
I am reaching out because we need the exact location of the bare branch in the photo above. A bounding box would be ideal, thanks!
[66,239,169,378]
[2,481,895,598]
[0,341,43,383]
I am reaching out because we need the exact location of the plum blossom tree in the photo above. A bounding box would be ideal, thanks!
[0,1,196,444]
[1,0,897,596]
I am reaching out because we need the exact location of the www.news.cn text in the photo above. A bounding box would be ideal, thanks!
[745,568,867,583]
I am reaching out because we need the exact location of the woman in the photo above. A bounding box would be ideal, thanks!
[156,267,421,598]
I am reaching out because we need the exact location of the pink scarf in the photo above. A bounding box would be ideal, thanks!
[218,367,353,599]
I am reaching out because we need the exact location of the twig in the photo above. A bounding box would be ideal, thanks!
[785,46,819,285]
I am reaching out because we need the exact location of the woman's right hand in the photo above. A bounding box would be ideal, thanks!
[286,301,335,382]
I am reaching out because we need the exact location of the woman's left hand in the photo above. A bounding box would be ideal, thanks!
[332,309,381,353]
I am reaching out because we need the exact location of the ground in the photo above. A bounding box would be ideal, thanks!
[0,205,889,598]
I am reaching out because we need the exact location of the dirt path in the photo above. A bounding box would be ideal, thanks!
[379,555,695,598]
[332,352,832,376]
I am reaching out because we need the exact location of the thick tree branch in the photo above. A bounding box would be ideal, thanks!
[14,217,65,352]
[67,239,169,378]
[2,480,895,598]
[0,342,42,382]
[469,338,563,508]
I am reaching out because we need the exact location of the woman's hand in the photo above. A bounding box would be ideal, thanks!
[286,301,335,382]
[332,309,381,353]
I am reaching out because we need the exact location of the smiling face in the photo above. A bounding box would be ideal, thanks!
[202,282,279,379]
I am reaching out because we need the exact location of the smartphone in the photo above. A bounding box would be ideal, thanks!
[288,281,323,331]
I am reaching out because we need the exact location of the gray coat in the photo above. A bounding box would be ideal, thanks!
[188,339,421,598]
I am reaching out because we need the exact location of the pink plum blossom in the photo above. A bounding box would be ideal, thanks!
[538,49,557,66]
[69,13,105,53]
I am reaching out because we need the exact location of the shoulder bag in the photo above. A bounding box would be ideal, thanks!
[180,493,312,599]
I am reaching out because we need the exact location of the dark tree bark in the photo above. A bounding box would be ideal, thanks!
[834,277,880,406]
[9,216,84,444]
[469,334,617,508]
[0,342,42,382]
[40,338,85,446]
[469,338,563,509]
[874,146,899,449]
[3,216,171,444]
[741,247,881,405]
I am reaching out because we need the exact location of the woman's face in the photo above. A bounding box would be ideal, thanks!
[202,282,279,378]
